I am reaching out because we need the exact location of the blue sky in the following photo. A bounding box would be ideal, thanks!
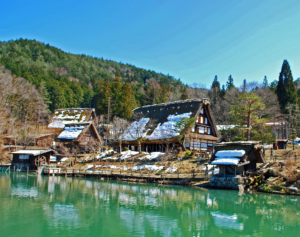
[1,0,300,87]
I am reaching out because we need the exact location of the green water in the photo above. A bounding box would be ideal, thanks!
[0,173,299,237]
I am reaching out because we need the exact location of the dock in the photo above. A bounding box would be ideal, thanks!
[43,168,210,184]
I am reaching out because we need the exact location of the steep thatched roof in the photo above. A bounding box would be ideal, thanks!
[132,99,208,122]
[122,99,219,141]
[48,108,96,128]
[55,122,101,143]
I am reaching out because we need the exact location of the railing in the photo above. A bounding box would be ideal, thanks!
[52,168,210,180]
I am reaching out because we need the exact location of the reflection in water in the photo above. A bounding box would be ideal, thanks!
[211,212,243,230]
[43,204,79,229]
[0,173,300,237]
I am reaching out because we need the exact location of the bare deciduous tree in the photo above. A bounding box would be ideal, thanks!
[111,117,129,153]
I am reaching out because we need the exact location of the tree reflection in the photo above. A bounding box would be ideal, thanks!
[0,173,300,237]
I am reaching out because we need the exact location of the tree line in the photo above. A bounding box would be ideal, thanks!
[0,39,185,114]
[1,38,299,144]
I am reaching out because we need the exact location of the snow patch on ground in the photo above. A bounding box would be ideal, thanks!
[143,152,164,160]
[165,167,178,172]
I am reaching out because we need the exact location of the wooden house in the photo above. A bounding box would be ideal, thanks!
[55,122,102,152]
[120,99,219,153]
[48,108,97,129]
[210,141,265,176]
[11,149,55,170]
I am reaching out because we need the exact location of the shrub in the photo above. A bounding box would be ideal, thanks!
[185,150,192,157]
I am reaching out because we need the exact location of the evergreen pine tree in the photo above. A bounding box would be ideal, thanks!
[111,77,123,116]
[211,75,220,89]
[226,75,235,90]
[243,79,247,92]
[211,76,220,106]
[96,81,112,115]
[49,85,66,111]
[38,81,51,110]
[120,83,136,119]
[181,87,188,100]
[276,60,297,111]
[158,82,168,103]
[220,85,226,98]
[263,76,268,88]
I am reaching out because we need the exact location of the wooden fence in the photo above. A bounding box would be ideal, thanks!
[43,167,211,181]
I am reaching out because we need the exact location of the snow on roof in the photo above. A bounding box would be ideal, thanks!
[48,119,65,128]
[211,158,240,165]
[121,112,192,141]
[11,150,51,156]
[215,150,245,157]
[146,112,192,140]
[121,118,150,141]
[57,126,84,140]
[48,108,94,128]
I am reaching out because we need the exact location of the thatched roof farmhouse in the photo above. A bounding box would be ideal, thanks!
[120,99,219,153]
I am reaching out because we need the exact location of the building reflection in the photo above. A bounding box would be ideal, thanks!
[1,173,300,236]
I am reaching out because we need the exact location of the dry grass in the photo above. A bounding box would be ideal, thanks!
[282,157,299,183]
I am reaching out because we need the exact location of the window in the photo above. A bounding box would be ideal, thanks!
[192,127,195,132]
[200,117,203,123]
[208,128,211,134]
[198,127,205,134]
[205,118,208,124]
[19,154,29,160]
[201,108,204,114]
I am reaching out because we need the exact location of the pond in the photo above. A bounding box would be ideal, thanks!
[0,172,299,236]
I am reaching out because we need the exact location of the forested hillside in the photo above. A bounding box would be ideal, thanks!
[1,38,299,143]
[0,39,188,119]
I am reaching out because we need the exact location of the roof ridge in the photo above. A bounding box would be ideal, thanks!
[134,98,210,110]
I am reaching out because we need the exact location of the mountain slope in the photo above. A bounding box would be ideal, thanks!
[0,39,184,115]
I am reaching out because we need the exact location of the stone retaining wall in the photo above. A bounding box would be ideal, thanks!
[209,175,245,190]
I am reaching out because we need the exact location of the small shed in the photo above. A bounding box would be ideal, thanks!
[275,139,288,149]
[211,141,265,176]
[11,149,55,170]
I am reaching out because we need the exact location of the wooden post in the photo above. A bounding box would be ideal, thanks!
[295,154,297,162]
[27,167,29,175]
[131,170,132,177]
[271,148,273,157]
[178,172,179,179]
[261,170,264,183]
[14,166,15,173]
